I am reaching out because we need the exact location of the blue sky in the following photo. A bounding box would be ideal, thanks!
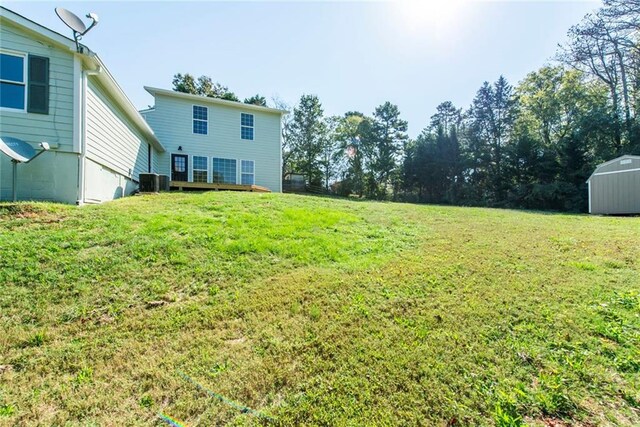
[6,1,599,136]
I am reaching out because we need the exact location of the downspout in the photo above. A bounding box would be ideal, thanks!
[77,66,102,205]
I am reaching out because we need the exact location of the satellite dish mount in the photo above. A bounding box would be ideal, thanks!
[55,8,99,52]
[0,137,51,202]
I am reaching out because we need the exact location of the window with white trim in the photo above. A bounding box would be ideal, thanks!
[212,158,237,184]
[193,105,208,135]
[241,160,255,185]
[0,52,26,110]
[241,113,254,140]
[193,156,208,183]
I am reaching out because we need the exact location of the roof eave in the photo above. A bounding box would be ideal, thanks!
[144,86,289,115]
[0,6,77,52]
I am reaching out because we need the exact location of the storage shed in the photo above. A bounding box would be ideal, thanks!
[587,155,640,215]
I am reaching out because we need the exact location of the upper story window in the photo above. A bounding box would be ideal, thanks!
[0,51,49,114]
[193,105,208,135]
[241,113,254,140]
[0,52,26,111]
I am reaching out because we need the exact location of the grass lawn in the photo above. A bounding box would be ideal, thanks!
[1,192,639,426]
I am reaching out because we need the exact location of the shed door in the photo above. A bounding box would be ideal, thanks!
[171,154,188,182]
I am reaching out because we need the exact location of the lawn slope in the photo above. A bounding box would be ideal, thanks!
[1,193,639,426]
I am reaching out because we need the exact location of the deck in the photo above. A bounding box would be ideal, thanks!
[169,181,271,193]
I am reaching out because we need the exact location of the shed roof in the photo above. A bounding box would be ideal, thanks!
[587,155,640,182]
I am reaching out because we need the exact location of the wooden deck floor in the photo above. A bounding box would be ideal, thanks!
[169,181,271,193]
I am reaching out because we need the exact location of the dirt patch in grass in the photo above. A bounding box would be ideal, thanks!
[0,203,45,218]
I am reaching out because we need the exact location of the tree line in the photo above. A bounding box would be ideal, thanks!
[281,0,638,211]
[172,73,267,106]
[174,0,639,212]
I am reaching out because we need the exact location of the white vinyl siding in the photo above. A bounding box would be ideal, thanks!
[85,78,151,182]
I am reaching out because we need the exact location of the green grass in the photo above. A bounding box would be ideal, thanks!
[1,192,639,426]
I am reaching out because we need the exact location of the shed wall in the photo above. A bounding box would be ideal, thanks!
[590,170,640,214]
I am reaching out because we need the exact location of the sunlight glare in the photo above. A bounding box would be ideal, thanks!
[394,0,471,40]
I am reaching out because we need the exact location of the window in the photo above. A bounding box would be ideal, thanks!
[212,158,237,184]
[193,156,208,183]
[241,160,255,185]
[0,52,26,110]
[193,105,208,135]
[241,113,254,140]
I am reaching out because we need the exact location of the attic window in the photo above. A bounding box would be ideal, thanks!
[193,105,208,135]
[620,159,632,165]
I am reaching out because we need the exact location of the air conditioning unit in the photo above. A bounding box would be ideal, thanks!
[158,175,170,192]
[139,173,159,192]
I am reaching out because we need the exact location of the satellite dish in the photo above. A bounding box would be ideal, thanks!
[0,136,51,202]
[54,7,99,52]
[0,136,36,163]
[55,7,87,34]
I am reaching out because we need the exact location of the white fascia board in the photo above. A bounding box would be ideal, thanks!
[144,86,289,115]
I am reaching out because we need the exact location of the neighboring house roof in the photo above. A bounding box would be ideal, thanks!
[144,86,289,115]
[587,155,640,182]
[0,6,165,153]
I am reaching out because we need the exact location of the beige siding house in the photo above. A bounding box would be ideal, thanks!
[0,7,165,204]
[587,155,640,215]
[141,87,286,193]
